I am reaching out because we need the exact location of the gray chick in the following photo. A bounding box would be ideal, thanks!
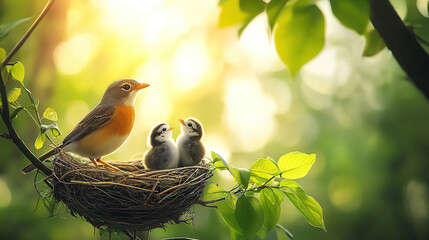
[144,122,179,170]
[177,118,205,167]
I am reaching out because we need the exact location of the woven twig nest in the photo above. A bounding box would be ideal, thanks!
[50,153,212,232]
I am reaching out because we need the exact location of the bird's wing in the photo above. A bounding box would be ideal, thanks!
[189,141,205,164]
[61,104,116,147]
[145,145,170,170]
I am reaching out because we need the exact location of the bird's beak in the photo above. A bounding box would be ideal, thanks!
[169,126,174,131]
[179,119,185,125]
[135,83,150,90]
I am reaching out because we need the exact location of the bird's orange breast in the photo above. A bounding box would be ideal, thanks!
[103,105,135,136]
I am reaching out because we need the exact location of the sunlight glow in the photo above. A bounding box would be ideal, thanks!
[223,73,276,151]
[65,100,90,130]
[54,35,94,75]
[171,38,212,92]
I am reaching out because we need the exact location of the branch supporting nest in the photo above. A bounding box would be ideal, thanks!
[50,153,213,232]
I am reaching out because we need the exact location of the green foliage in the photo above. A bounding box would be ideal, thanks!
[282,185,325,230]
[363,29,386,57]
[35,133,46,149]
[43,107,58,121]
[259,188,281,231]
[218,0,251,27]
[7,88,21,102]
[330,0,369,35]
[278,151,316,179]
[0,17,31,42]
[249,158,280,185]
[235,195,264,239]
[9,61,25,83]
[208,151,325,239]
[266,0,288,30]
[0,48,61,148]
[274,2,325,76]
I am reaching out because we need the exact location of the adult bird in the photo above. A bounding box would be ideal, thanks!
[21,79,149,173]
[177,118,205,167]
[144,122,179,170]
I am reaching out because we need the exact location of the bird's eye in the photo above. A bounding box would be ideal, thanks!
[187,123,192,127]
[122,84,131,91]
[162,127,167,131]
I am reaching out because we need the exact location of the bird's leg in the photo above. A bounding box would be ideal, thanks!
[96,159,122,171]
[89,158,99,168]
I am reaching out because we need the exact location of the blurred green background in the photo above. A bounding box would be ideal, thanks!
[1,0,429,239]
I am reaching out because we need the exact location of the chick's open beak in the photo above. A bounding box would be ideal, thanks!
[135,83,150,90]
[169,126,174,131]
[179,119,185,125]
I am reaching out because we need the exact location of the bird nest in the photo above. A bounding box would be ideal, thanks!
[49,153,213,232]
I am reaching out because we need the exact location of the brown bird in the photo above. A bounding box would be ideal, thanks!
[21,79,149,173]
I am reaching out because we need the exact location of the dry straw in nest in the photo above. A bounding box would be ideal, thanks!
[50,153,213,232]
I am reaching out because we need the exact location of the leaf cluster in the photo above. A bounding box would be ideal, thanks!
[217,0,386,76]
[204,151,325,240]
[1,18,61,150]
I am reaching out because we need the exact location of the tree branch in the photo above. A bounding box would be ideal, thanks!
[0,0,56,176]
[369,0,429,99]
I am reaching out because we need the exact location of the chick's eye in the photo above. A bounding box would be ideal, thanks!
[187,123,192,127]
[122,84,131,91]
[162,127,167,131]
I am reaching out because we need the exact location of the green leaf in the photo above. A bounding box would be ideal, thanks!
[266,0,288,30]
[43,107,58,121]
[278,152,316,179]
[239,0,266,15]
[273,187,285,203]
[212,151,250,188]
[7,88,21,102]
[362,29,386,57]
[35,133,46,149]
[280,179,300,191]
[283,186,325,230]
[41,122,61,137]
[202,183,227,201]
[9,62,25,84]
[24,87,36,105]
[212,151,228,170]
[274,2,325,76]
[10,106,24,120]
[249,158,280,184]
[329,0,369,35]
[0,17,31,42]
[0,48,5,62]
[218,0,250,27]
[260,188,281,231]
[276,224,294,240]
[235,195,264,239]
[229,166,250,189]
[226,193,239,208]
[217,200,244,237]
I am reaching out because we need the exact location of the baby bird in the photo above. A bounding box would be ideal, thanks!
[144,122,179,170]
[177,118,206,167]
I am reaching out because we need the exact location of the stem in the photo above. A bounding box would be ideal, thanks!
[0,0,55,69]
[369,0,429,99]
[0,0,56,176]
